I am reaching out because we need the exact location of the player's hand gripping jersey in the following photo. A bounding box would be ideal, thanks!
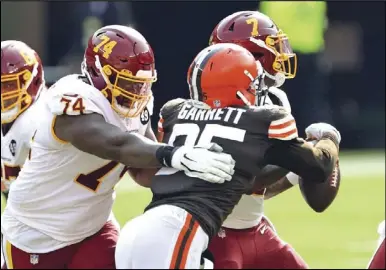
[1,74,153,253]
[148,98,339,239]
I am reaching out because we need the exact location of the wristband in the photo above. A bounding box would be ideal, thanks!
[155,146,175,167]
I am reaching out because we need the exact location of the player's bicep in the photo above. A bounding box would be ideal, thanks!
[265,138,337,183]
[54,113,163,168]
[54,113,125,159]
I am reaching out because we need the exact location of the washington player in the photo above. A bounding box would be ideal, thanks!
[367,220,385,269]
[1,26,236,269]
[207,11,311,269]
[1,40,46,269]
[115,43,341,269]
[1,40,46,200]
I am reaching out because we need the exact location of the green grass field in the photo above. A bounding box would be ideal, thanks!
[1,150,385,269]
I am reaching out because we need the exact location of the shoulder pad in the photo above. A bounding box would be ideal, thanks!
[47,75,106,116]
[146,94,154,116]
[249,105,298,141]
[159,98,186,118]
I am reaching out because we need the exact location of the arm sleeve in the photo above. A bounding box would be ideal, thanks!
[265,138,338,183]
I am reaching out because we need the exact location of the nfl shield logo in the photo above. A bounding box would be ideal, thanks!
[30,254,39,265]
[217,228,226,239]
[213,100,221,108]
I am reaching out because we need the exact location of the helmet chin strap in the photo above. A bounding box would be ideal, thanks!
[81,60,94,86]
[265,72,285,88]
[94,55,111,88]
[87,55,120,97]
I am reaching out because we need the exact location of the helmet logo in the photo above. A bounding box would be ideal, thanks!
[19,50,37,66]
[213,100,221,108]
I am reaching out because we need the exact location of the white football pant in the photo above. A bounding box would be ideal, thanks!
[115,205,209,269]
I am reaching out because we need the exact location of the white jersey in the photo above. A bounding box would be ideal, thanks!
[222,193,265,229]
[378,220,385,245]
[1,90,46,192]
[222,87,294,230]
[1,74,153,253]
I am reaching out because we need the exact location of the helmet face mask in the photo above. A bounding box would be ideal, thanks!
[97,60,155,118]
[83,25,157,118]
[1,41,44,124]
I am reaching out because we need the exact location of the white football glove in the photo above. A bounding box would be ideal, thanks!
[171,143,236,184]
[305,123,341,145]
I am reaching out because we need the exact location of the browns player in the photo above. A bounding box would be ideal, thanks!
[1,40,46,201]
[115,43,340,269]
[1,26,236,269]
[206,11,339,269]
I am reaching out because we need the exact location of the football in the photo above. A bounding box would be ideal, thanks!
[299,160,341,213]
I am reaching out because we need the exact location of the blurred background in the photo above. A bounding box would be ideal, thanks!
[1,1,385,269]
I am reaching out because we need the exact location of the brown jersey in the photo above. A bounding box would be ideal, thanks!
[146,99,338,239]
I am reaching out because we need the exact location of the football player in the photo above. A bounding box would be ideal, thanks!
[1,40,47,269]
[1,40,46,201]
[1,26,236,269]
[367,220,385,269]
[115,43,341,269]
[206,11,310,269]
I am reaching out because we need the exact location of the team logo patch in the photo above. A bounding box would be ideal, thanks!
[9,139,17,157]
[30,254,39,265]
[140,107,150,125]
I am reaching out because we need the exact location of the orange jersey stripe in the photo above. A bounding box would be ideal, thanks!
[269,119,296,130]
[269,128,298,139]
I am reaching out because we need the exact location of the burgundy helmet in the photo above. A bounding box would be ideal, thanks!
[1,40,44,124]
[210,11,297,87]
[82,25,157,118]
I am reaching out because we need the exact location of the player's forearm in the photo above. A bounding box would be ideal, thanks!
[113,132,166,168]
[263,176,294,200]
[55,114,171,168]
[266,138,338,183]
[252,165,290,191]
[73,129,169,168]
